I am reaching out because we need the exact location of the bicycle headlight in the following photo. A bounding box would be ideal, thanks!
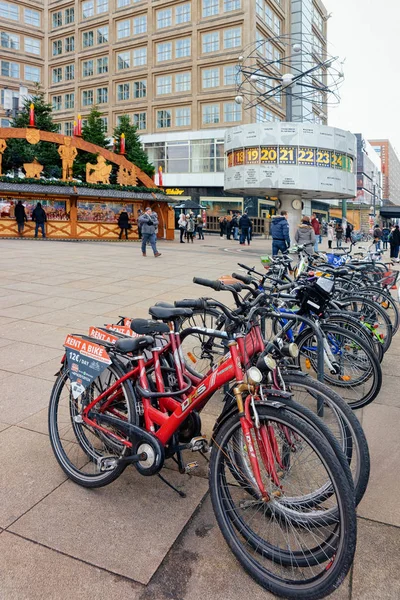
[263,355,277,371]
[246,366,263,385]
[288,343,299,358]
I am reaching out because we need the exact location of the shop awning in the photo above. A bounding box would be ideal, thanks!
[379,206,400,219]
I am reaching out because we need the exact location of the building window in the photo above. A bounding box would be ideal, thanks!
[117,19,130,39]
[97,87,108,104]
[223,64,239,85]
[82,1,94,18]
[224,0,240,11]
[65,121,73,136]
[133,79,146,98]
[224,101,241,122]
[202,103,220,124]
[24,37,40,55]
[313,7,324,32]
[156,75,172,95]
[52,11,62,28]
[133,15,147,34]
[1,60,19,78]
[175,37,191,58]
[52,95,62,111]
[117,0,130,6]
[175,107,190,127]
[52,67,62,83]
[175,71,191,92]
[117,83,130,100]
[25,65,40,82]
[65,64,75,81]
[157,42,172,62]
[157,110,171,128]
[83,31,94,47]
[65,36,75,52]
[1,32,19,49]
[133,112,146,130]
[223,27,241,49]
[117,51,130,70]
[202,32,219,53]
[82,89,94,105]
[97,56,108,74]
[133,46,147,66]
[175,3,191,24]
[202,0,219,18]
[53,40,62,56]
[97,26,108,44]
[24,8,40,27]
[65,93,74,109]
[0,2,19,21]
[202,67,219,88]
[97,0,108,14]
[273,14,281,35]
[100,116,108,132]
[83,59,94,77]
[157,8,172,29]
[65,7,74,24]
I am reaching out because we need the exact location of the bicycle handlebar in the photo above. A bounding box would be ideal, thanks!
[192,277,223,292]
[232,272,255,285]
[175,298,208,310]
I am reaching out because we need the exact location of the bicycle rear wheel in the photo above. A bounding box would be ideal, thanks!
[210,405,356,599]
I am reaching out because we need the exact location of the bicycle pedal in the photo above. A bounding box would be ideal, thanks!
[188,436,209,453]
[184,461,199,474]
[98,456,118,472]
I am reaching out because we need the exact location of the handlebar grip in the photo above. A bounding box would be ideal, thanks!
[228,282,245,292]
[175,299,206,309]
[193,277,222,292]
[232,272,254,285]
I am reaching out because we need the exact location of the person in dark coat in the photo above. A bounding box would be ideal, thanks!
[230,214,239,240]
[270,211,290,255]
[389,225,400,262]
[239,212,252,245]
[32,202,47,238]
[382,226,390,251]
[335,223,343,247]
[15,200,28,235]
[219,216,227,238]
[117,210,130,239]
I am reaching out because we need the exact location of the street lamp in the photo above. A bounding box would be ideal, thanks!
[371,171,376,220]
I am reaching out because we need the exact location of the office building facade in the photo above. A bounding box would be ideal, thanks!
[369,139,400,206]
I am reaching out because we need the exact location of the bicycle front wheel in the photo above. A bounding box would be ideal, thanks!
[210,405,356,600]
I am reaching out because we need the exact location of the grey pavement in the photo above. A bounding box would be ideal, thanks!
[0,235,399,599]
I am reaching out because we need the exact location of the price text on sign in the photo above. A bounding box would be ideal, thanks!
[298,147,316,166]
[245,147,259,164]
[260,146,278,164]
[279,146,297,164]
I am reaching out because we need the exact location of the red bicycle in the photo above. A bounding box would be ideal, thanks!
[49,300,356,599]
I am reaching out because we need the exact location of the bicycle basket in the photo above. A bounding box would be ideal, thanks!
[296,277,334,315]
[326,253,347,267]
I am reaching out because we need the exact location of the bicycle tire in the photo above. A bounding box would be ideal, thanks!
[210,405,357,599]
[356,287,399,335]
[48,360,137,488]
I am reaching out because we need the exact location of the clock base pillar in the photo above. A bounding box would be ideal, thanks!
[279,194,303,245]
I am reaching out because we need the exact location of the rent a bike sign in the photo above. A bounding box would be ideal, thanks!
[64,335,112,399]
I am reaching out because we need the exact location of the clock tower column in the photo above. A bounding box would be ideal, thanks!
[279,193,303,245]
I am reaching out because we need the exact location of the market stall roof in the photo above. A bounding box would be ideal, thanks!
[0,181,167,201]
[173,199,206,210]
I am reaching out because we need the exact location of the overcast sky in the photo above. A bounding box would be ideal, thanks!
[326,0,399,154]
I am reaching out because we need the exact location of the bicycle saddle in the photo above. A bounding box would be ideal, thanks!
[149,306,193,321]
[130,318,170,335]
[115,335,154,354]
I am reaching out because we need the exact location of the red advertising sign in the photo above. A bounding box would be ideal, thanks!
[105,324,137,337]
[88,327,119,344]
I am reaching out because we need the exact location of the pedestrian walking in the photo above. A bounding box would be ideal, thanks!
[373,224,382,252]
[389,225,400,261]
[219,216,227,238]
[382,226,390,251]
[327,221,335,249]
[117,210,130,239]
[186,213,195,243]
[226,217,232,240]
[239,212,252,245]
[15,200,27,235]
[335,223,343,247]
[137,209,143,239]
[294,216,316,253]
[270,210,290,256]
[311,213,320,252]
[139,207,161,257]
[178,212,187,243]
[32,202,47,238]
[230,214,239,240]
[196,214,204,240]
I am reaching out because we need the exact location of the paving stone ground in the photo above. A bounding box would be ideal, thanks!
[0,234,399,599]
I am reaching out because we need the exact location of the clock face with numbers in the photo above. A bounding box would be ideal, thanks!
[292,199,303,210]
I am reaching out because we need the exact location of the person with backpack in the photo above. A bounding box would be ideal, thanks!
[382,225,390,251]
[32,202,47,238]
[15,200,28,236]
[373,224,382,252]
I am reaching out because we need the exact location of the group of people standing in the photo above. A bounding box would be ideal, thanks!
[219,213,253,245]
[373,224,400,261]
[178,213,204,243]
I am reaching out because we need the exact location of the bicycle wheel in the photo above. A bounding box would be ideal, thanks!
[325,311,384,362]
[210,405,356,599]
[280,373,370,507]
[295,324,382,409]
[178,308,226,377]
[48,361,137,488]
[357,287,399,335]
